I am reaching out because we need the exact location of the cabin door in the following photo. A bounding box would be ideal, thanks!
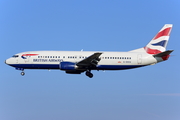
[137,54,142,64]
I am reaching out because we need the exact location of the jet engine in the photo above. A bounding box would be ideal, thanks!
[59,61,78,70]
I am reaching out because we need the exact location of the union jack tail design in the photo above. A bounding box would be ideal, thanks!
[144,24,173,54]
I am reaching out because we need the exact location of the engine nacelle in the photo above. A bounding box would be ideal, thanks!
[59,62,78,70]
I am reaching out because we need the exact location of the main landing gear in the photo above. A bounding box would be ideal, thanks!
[85,70,93,78]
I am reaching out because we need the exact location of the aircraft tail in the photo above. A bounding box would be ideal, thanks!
[153,50,173,62]
[130,24,173,54]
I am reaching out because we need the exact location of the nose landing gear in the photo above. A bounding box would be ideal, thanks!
[85,70,93,78]
[21,71,25,76]
[15,68,25,76]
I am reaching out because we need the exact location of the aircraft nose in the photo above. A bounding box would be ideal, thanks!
[5,59,11,65]
[5,59,9,65]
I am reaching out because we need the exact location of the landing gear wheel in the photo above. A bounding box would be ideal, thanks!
[21,72,25,76]
[89,73,93,78]
[86,71,90,76]
[85,71,93,78]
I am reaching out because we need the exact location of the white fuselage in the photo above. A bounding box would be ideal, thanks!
[5,51,158,70]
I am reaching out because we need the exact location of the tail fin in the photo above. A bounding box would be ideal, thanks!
[130,24,173,54]
[144,24,173,54]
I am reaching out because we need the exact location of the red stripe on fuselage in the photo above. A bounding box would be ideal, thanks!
[22,54,39,56]
[144,47,162,54]
[153,27,171,40]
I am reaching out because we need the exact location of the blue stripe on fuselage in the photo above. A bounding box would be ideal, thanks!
[9,64,59,69]
[96,65,145,70]
[9,64,145,70]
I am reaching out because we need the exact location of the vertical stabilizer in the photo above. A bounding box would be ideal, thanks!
[144,24,173,54]
[130,24,173,54]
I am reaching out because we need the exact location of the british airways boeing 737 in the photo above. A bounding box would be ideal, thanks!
[5,24,173,78]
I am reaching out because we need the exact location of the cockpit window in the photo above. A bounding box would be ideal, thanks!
[12,55,19,58]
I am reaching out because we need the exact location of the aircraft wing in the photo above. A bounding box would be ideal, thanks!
[76,52,102,66]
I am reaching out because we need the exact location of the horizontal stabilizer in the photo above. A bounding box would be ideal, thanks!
[153,50,173,57]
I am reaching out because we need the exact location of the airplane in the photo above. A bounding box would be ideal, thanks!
[5,24,173,78]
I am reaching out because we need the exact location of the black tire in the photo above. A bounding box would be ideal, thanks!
[21,72,25,76]
[86,71,90,76]
[89,73,93,78]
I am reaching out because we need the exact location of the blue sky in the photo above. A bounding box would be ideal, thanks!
[1,0,180,120]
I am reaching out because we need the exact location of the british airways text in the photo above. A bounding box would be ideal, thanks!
[33,59,63,62]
